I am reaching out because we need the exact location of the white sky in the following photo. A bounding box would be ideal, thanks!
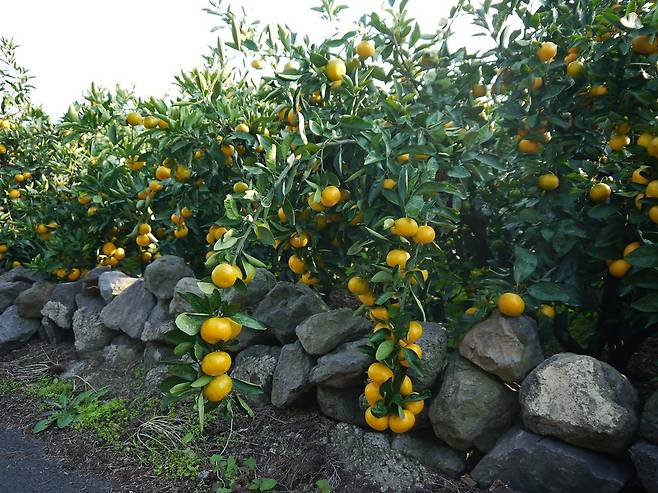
[1,0,487,118]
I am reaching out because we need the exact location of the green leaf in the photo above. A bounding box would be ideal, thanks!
[631,293,658,312]
[232,378,263,395]
[175,313,207,335]
[527,282,572,303]
[170,382,192,395]
[626,245,658,269]
[513,246,537,284]
[33,417,54,433]
[232,312,267,331]
[375,340,396,361]
[191,375,213,388]
[174,342,194,356]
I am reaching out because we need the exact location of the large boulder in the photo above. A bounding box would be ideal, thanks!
[471,426,633,493]
[316,385,365,426]
[141,299,174,343]
[296,309,370,356]
[428,354,517,452]
[519,353,639,456]
[0,305,40,352]
[413,322,449,390]
[40,281,82,329]
[0,280,32,313]
[100,280,156,339]
[98,271,138,303]
[271,341,315,408]
[0,266,45,283]
[74,292,105,313]
[224,268,277,307]
[459,311,544,382]
[72,296,117,355]
[144,255,194,300]
[14,280,55,318]
[230,345,281,407]
[169,277,204,318]
[309,339,370,388]
[329,423,429,492]
[641,391,658,445]
[390,433,466,478]
[253,282,329,344]
[630,441,658,493]
[81,266,110,292]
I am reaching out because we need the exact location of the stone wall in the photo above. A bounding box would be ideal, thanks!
[0,261,656,493]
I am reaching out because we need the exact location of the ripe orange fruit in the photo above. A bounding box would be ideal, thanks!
[348,276,369,295]
[203,374,233,402]
[632,35,658,55]
[536,42,557,62]
[609,134,630,151]
[650,205,658,224]
[8,189,21,199]
[233,181,248,193]
[623,242,641,257]
[288,255,305,274]
[200,317,233,344]
[632,168,650,185]
[413,225,435,245]
[638,133,654,148]
[538,173,559,191]
[386,249,411,269]
[235,123,250,133]
[531,77,543,91]
[365,407,389,431]
[0,244,7,254]
[290,232,310,248]
[143,116,159,129]
[399,343,422,367]
[211,263,239,288]
[138,223,151,235]
[589,85,607,96]
[126,112,143,126]
[498,292,525,317]
[174,224,189,238]
[406,321,423,343]
[325,58,346,81]
[389,409,415,433]
[590,183,611,202]
[300,272,320,285]
[367,362,393,384]
[114,248,126,260]
[540,304,555,319]
[399,375,413,396]
[403,399,424,415]
[566,60,584,77]
[392,218,419,237]
[518,139,541,154]
[369,306,389,320]
[358,292,376,306]
[136,234,151,247]
[277,207,288,223]
[382,178,396,189]
[181,207,193,218]
[320,186,341,207]
[201,351,232,376]
[102,242,117,256]
[646,180,658,198]
[364,382,382,406]
[14,173,24,183]
[155,166,171,180]
[608,259,631,278]
[307,194,325,212]
[67,268,81,282]
[357,40,375,59]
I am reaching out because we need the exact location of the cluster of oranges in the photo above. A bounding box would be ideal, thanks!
[0,243,19,267]
[125,111,168,129]
[198,316,243,402]
[170,206,193,239]
[132,224,161,263]
[98,241,127,267]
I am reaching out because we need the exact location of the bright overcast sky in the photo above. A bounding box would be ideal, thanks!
[1,0,488,119]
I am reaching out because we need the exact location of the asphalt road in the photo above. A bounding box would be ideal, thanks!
[0,429,114,492]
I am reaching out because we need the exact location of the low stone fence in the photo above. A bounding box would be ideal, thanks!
[0,257,656,493]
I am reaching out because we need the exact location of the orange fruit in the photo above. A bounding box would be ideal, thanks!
[608,259,631,278]
[211,263,239,288]
[300,272,320,285]
[155,166,171,180]
[367,362,393,384]
[566,60,584,77]
[201,351,232,376]
[386,249,411,269]
[102,242,117,255]
[357,40,375,59]
[650,205,658,224]
[143,116,159,129]
[465,306,478,315]
[290,232,310,248]
[288,255,305,274]
[638,133,654,148]
[518,139,541,154]
[369,306,389,320]
[382,178,396,189]
[538,173,559,190]
[325,58,346,81]
[203,374,233,402]
[646,180,658,198]
[235,123,250,133]
[632,168,650,185]
[138,224,151,235]
[498,292,525,317]
[200,317,233,344]
[590,182,612,202]
[126,112,143,126]
[589,85,607,96]
[358,292,376,306]
[320,186,341,207]
[609,134,630,151]
[540,304,555,319]
[531,77,543,90]
[632,35,658,55]
[8,189,21,199]
[471,84,487,97]
[348,276,369,295]
[413,225,435,244]
[392,217,419,237]
[233,181,248,193]
[136,234,151,247]
[365,407,389,431]
[624,242,641,257]
[406,321,423,343]
[181,207,193,218]
[398,343,422,367]
[364,382,382,406]
[389,409,415,433]
[536,41,558,62]
[403,399,424,415]
[399,375,413,396]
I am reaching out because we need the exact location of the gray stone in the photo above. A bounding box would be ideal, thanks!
[100,280,155,339]
[254,282,329,344]
[519,353,639,456]
[330,423,429,492]
[630,441,658,493]
[14,280,55,318]
[103,334,144,366]
[428,354,517,452]
[81,266,110,292]
[296,309,370,356]
[641,391,658,445]
[0,266,45,283]
[316,385,365,426]
[309,339,370,388]
[74,293,105,313]
[471,427,633,493]
[224,268,276,307]
[390,433,466,477]
[271,341,315,408]
[40,281,82,329]
[413,322,448,390]
[144,366,169,391]
[231,345,281,407]
[72,302,117,355]
[142,299,174,342]
[230,326,274,352]
[144,343,174,369]
[0,281,32,313]
[38,317,69,344]
[98,271,138,303]
[0,305,40,352]
[459,311,544,382]
[169,277,203,318]
[144,255,194,300]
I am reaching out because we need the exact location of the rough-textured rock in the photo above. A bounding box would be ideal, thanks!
[144,366,169,390]
[40,281,82,329]
[141,299,174,342]
[428,354,517,452]
[316,385,365,426]
[519,353,639,456]
[38,317,69,344]
[72,301,117,355]
[296,309,370,356]
[471,427,634,493]
[102,335,144,365]
[0,281,32,313]
[390,433,466,477]
[224,268,276,307]
[14,280,55,318]
[413,322,448,390]
[144,343,174,369]
[459,311,544,382]
[0,305,40,352]
[230,327,275,352]
[169,277,203,318]
[309,339,370,388]
[75,292,105,313]
[144,255,194,300]
[254,282,329,344]
[630,441,658,493]
[100,280,155,339]
[231,345,281,407]
[641,391,658,445]
[0,266,45,283]
[271,341,315,407]
[330,423,429,492]
[81,266,110,292]
[98,271,138,303]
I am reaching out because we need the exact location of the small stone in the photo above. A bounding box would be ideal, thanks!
[72,302,117,355]
[316,385,365,426]
[641,391,658,445]
[630,441,658,493]
[309,339,370,388]
[144,255,194,300]
[0,305,40,352]
[100,280,156,339]
[0,281,32,314]
[103,334,144,366]
[296,309,370,356]
[144,366,170,391]
[40,281,82,329]
[14,280,55,318]
[98,271,138,303]
[81,266,110,292]
[169,277,204,318]
[271,341,315,408]
[390,433,466,477]
[231,345,281,407]
[224,268,277,307]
